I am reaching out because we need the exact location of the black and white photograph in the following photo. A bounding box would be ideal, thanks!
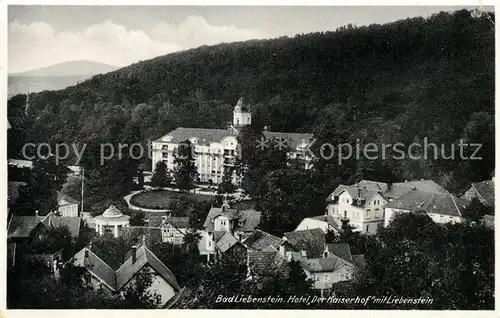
[3,3,496,312]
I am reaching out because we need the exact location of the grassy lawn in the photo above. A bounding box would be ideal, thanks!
[130,190,214,210]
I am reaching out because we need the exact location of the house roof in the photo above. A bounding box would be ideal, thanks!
[143,212,170,227]
[47,215,82,237]
[122,226,163,244]
[471,180,495,207]
[243,230,283,251]
[337,187,382,207]
[154,127,235,144]
[384,180,448,199]
[247,250,286,276]
[308,215,341,231]
[300,257,351,273]
[262,131,314,149]
[72,247,117,291]
[215,232,241,253]
[283,228,326,258]
[7,216,46,239]
[73,244,181,292]
[355,180,390,192]
[326,243,353,263]
[57,191,79,205]
[116,245,181,291]
[383,190,467,217]
[329,179,448,202]
[163,217,189,229]
[203,206,261,233]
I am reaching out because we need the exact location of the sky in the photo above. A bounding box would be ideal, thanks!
[8,5,488,73]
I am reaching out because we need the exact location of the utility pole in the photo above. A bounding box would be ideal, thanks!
[24,86,30,115]
[81,166,84,216]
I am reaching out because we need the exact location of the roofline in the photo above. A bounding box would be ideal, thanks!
[144,245,181,290]
[87,269,117,292]
[449,193,462,217]
[86,247,117,273]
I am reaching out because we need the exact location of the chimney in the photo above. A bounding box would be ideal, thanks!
[142,235,146,246]
[35,210,39,217]
[132,246,137,264]
[84,249,89,266]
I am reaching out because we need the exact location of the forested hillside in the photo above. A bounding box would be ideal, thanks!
[8,9,495,200]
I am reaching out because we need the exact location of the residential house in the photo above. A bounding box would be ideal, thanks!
[215,232,247,262]
[383,190,467,227]
[71,243,182,308]
[57,191,80,217]
[201,201,261,261]
[242,230,283,252]
[160,216,189,245]
[460,179,494,207]
[327,179,448,234]
[295,215,341,234]
[300,242,363,291]
[7,212,82,268]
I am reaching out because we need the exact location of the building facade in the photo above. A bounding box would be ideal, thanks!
[151,97,313,184]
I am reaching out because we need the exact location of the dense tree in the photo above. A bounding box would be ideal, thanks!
[173,140,199,191]
[346,213,494,309]
[11,157,68,216]
[150,161,172,188]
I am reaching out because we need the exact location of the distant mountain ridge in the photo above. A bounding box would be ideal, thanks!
[10,60,119,77]
[8,60,120,96]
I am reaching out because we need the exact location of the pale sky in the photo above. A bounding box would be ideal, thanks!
[8,5,487,73]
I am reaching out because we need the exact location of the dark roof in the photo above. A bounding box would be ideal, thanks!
[243,230,283,251]
[57,191,79,205]
[383,190,466,217]
[72,247,117,290]
[214,231,227,243]
[73,244,181,292]
[326,243,353,263]
[7,216,46,239]
[116,245,181,291]
[144,212,170,227]
[355,180,389,192]
[247,250,286,276]
[384,180,447,199]
[309,215,341,231]
[283,228,326,258]
[215,232,242,253]
[471,180,495,207]
[154,127,236,144]
[203,206,261,233]
[163,217,189,229]
[47,216,82,237]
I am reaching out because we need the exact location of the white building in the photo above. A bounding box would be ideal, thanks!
[93,205,130,238]
[295,215,341,234]
[151,97,314,184]
[383,190,467,227]
[326,179,449,235]
[57,191,79,217]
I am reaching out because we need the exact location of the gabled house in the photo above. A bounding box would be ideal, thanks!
[242,230,283,252]
[215,232,247,262]
[383,190,467,226]
[71,243,182,308]
[327,179,448,234]
[460,179,494,207]
[295,215,341,234]
[160,216,189,244]
[200,201,261,261]
[300,242,363,291]
[129,214,189,245]
[57,191,80,217]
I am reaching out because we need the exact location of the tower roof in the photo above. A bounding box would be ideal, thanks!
[102,205,123,218]
[234,97,250,112]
